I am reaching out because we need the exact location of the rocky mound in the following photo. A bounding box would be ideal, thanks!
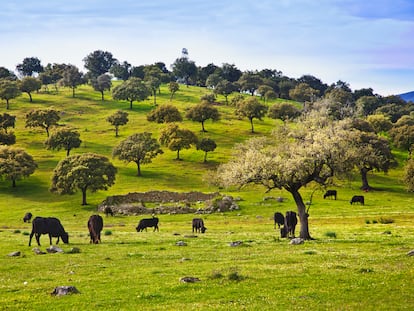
[98,191,240,215]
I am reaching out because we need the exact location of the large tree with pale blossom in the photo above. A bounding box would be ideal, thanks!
[217,112,356,239]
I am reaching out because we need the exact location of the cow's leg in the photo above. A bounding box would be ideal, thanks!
[29,231,34,246]
[35,233,41,246]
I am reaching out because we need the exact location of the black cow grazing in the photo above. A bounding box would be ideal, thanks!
[104,206,114,217]
[350,195,364,205]
[29,217,69,246]
[281,211,298,238]
[136,217,159,232]
[273,212,285,229]
[88,215,103,244]
[192,218,207,233]
[323,190,337,200]
[23,212,33,223]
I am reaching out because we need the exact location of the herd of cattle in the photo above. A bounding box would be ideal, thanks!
[23,190,364,246]
[23,213,209,246]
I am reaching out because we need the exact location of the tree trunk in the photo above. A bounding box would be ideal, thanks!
[291,189,312,240]
[360,167,371,190]
[176,149,180,160]
[201,121,206,132]
[153,92,157,105]
[6,99,9,110]
[250,118,255,133]
[204,151,208,163]
[81,188,88,205]
[45,127,50,137]
[115,126,119,137]
[12,178,16,188]
[136,161,141,176]
[66,148,70,157]
[72,87,75,98]
[28,92,33,102]
[101,91,104,101]
[129,100,133,110]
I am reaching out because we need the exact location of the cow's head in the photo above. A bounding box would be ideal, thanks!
[61,232,69,244]
[201,227,207,233]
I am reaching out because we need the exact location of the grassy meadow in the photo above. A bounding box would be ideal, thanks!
[0,84,413,310]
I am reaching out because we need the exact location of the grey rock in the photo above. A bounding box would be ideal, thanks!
[51,286,80,296]
[47,246,64,253]
[180,276,201,283]
[290,238,305,245]
[8,251,21,257]
[32,248,46,255]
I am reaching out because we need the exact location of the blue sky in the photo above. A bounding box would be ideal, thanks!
[1,0,413,95]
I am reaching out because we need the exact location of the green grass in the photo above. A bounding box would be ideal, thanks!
[0,84,413,310]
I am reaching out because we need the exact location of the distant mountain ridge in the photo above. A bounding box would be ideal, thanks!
[399,91,414,102]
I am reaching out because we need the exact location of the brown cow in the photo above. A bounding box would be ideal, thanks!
[88,215,103,244]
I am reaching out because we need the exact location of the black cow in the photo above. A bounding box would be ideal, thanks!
[136,217,159,232]
[323,190,337,200]
[192,218,207,233]
[281,211,298,238]
[29,217,69,246]
[273,212,285,229]
[104,206,114,217]
[350,195,364,205]
[23,212,33,223]
[88,215,103,244]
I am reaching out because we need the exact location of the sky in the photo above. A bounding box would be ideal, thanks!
[1,0,414,96]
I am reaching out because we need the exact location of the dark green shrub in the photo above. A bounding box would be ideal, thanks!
[324,231,337,238]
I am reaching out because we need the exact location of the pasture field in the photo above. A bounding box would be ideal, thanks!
[0,85,413,310]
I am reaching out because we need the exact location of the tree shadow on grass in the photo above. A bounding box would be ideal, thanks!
[0,176,55,203]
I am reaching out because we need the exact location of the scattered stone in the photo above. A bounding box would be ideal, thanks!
[184,235,198,238]
[47,246,64,253]
[173,232,181,236]
[33,248,46,255]
[8,251,21,257]
[51,286,80,296]
[180,257,191,262]
[68,247,81,254]
[290,238,305,245]
[229,241,243,247]
[176,241,187,246]
[180,276,201,283]
[407,250,414,256]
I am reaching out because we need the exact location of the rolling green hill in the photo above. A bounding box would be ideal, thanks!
[0,84,413,310]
